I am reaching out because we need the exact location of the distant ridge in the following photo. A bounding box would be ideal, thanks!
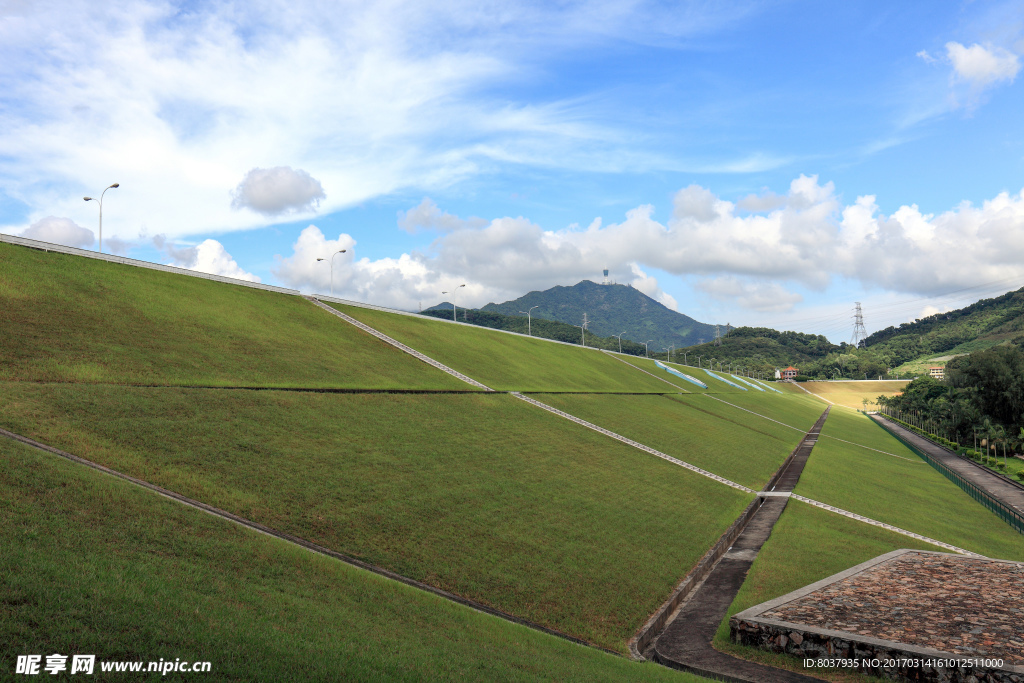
[480,280,716,350]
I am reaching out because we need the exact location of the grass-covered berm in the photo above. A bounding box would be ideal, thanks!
[330,303,684,393]
[0,436,709,683]
[528,392,823,489]
[794,408,1024,560]
[0,243,464,389]
[0,382,752,653]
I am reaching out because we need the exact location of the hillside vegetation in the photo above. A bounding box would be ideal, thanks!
[421,306,649,356]
[0,436,701,683]
[0,243,463,390]
[0,382,752,652]
[333,302,678,393]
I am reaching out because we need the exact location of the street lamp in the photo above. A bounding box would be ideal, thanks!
[83,183,119,254]
[441,284,466,322]
[315,249,347,296]
[683,351,688,366]
[520,305,539,336]
[613,331,626,353]
[644,340,654,358]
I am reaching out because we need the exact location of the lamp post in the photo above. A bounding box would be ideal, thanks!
[643,340,654,358]
[520,305,539,336]
[83,183,119,254]
[683,351,688,366]
[441,284,466,322]
[315,249,347,296]
[696,355,703,369]
[613,332,626,353]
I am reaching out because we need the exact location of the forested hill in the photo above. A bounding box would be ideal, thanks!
[676,327,846,371]
[479,280,716,350]
[863,286,1024,366]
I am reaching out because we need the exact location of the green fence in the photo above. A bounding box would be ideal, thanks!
[877,419,1024,536]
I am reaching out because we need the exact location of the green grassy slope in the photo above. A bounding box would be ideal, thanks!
[795,409,1024,560]
[0,436,705,683]
[531,393,811,489]
[331,303,678,392]
[0,383,752,652]
[0,243,462,390]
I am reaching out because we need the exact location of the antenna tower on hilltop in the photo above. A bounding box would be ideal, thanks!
[714,325,722,346]
[851,302,867,346]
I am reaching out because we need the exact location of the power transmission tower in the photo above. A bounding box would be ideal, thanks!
[714,325,721,346]
[851,302,867,346]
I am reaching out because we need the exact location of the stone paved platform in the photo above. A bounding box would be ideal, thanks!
[732,550,1024,682]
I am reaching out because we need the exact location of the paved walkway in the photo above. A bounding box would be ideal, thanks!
[872,415,1024,520]
[651,409,830,682]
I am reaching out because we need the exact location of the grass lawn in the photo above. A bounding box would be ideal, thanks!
[0,383,752,652]
[795,409,1024,560]
[684,391,826,434]
[330,304,675,393]
[712,500,942,683]
[795,381,910,411]
[0,436,708,683]
[531,393,808,489]
[0,243,463,390]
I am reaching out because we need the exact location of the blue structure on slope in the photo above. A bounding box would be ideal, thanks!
[751,378,783,394]
[700,368,747,390]
[654,360,708,388]
[730,374,765,392]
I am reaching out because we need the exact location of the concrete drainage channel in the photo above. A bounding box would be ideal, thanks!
[641,408,832,683]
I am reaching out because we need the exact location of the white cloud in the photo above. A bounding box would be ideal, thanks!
[696,276,803,313]
[916,49,936,65]
[154,236,260,282]
[946,41,1020,88]
[397,198,486,234]
[231,167,325,215]
[21,216,94,248]
[272,179,1024,312]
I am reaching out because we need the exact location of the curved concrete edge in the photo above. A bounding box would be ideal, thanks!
[0,426,620,657]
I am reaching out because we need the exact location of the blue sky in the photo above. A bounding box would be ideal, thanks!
[2,0,1023,342]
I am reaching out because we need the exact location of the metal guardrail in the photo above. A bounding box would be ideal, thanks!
[878,420,1024,536]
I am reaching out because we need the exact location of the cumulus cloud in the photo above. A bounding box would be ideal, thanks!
[696,276,803,313]
[21,216,94,248]
[398,198,487,234]
[154,235,260,282]
[231,167,325,215]
[946,41,1020,88]
[273,179,1024,313]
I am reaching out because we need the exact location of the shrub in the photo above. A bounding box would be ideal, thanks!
[1017,471,1024,482]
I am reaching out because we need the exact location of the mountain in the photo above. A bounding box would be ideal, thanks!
[864,286,1024,367]
[480,280,716,351]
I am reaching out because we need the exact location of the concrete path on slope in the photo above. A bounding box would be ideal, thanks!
[651,409,831,683]
[872,415,1024,520]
